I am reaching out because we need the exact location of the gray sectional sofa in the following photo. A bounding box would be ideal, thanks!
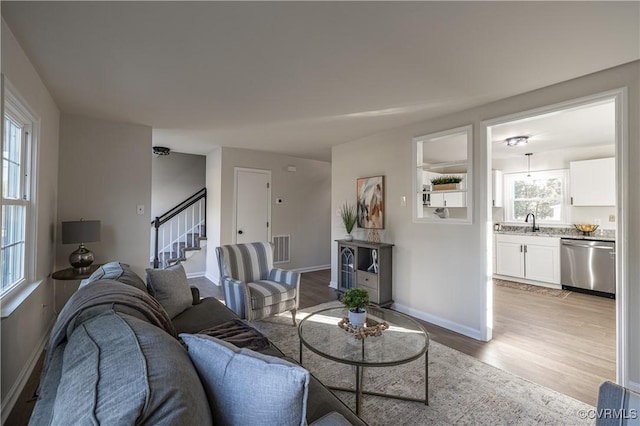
[29,262,365,426]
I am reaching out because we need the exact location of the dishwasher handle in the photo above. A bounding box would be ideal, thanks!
[562,240,614,250]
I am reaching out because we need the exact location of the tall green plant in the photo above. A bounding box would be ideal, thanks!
[341,202,357,234]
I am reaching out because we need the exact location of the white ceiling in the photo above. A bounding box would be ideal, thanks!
[2,2,638,162]
[491,100,615,159]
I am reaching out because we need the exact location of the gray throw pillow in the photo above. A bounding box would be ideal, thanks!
[181,333,310,426]
[146,263,193,318]
[79,261,147,292]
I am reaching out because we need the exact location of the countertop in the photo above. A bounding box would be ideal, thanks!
[494,226,615,242]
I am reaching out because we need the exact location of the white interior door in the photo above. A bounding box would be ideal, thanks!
[235,168,271,244]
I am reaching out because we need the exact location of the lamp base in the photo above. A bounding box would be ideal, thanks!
[69,243,95,274]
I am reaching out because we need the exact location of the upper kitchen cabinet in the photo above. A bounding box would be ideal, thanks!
[413,125,472,224]
[492,170,504,208]
[570,158,615,206]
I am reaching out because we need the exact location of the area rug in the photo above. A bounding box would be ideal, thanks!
[494,278,572,299]
[253,302,593,426]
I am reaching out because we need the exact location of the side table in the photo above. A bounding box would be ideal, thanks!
[51,264,102,312]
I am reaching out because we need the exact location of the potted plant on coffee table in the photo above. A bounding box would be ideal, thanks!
[341,202,357,241]
[342,287,370,327]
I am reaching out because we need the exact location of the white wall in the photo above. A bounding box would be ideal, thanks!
[1,19,60,420]
[56,115,152,278]
[151,151,206,275]
[151,152,206,218]
[332,61,640,387]
[206,147,331,282]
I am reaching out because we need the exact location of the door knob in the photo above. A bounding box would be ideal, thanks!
[238,230,244,235]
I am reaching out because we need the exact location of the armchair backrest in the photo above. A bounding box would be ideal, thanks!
[216,242,274,283]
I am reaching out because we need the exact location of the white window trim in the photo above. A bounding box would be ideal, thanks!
[503,169,570,226]
[1,76,40,301]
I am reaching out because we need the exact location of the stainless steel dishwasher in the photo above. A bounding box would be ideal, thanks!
[561,238,615,297]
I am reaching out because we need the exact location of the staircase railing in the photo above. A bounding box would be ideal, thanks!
[151,188,207,268]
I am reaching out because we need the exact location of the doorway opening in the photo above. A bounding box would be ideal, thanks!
[483,90,626,405]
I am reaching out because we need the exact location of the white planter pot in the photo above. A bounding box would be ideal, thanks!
[345,234,354,241]
[348,309,367,327]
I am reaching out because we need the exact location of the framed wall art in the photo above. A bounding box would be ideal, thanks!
[356,175,384,229]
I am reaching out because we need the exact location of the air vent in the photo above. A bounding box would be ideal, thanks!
[273,235,290,264]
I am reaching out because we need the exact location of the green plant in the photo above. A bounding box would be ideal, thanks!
[430,175,463,185]
[341,202,357,234]
[342,288,370,313]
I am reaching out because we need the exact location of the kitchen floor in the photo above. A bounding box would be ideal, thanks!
[423,279,616,406]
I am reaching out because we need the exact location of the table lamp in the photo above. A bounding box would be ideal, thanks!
[62,220,101,273]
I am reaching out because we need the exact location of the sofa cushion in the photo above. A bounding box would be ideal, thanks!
[249,280,297,309]
[181,333,310,426]
[50,311,212,425]
[79,261,147,292]
[146,263,193,318]
[172,297,237,334]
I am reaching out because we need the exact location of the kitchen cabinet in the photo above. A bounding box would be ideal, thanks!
[495,234,560,284]
[492,170,503,207]
[336,239,393,307]
[429,191,467,207]
[570,157,615,206]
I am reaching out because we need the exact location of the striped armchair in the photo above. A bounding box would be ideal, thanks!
[215,242,300,324]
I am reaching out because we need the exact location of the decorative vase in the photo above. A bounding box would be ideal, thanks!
[348,309,367,327]
[345,234,354,241]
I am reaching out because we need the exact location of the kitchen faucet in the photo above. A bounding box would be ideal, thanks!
[525,213,539,232]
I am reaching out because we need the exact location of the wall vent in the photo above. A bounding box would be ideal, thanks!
[273,235,291,264]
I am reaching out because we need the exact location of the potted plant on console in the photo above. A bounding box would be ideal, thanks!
[343,287,370,327]
[341,202,357,241]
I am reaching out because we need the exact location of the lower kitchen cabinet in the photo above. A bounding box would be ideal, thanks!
[495,234,560,284]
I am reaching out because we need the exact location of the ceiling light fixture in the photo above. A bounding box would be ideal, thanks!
[506,136,529,147]
[153,146,171,156]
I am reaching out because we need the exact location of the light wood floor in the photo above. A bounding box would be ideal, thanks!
[276,270,614,406]
[7,270,614,423]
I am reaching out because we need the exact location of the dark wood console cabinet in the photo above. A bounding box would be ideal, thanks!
[336,239,393,307]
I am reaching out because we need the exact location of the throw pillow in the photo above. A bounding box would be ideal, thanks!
[181,334,310,426]
[79,261,147,292]
[145,263,193,318]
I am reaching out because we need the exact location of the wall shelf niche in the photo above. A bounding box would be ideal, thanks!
[412,125,473,224]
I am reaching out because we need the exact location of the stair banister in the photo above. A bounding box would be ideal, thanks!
[151,188,206,269]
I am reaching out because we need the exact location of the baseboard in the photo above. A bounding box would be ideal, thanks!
[186,271,206,279]
[1,316,55,425]
[205,272,220,285]
[393,302,483,341]
[291,264,331,274]
[329,280,338,289]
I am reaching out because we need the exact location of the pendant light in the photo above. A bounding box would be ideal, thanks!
[525,153,533,177]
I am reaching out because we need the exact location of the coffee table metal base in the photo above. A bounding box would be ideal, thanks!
[299,342,429,415]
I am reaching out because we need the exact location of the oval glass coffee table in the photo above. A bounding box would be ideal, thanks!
[298,306,429,415]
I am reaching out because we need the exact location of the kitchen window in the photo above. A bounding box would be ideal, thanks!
[504,169,569,225]
[1,81,37,298]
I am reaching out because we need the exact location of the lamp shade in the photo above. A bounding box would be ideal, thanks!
[61,220,101,244]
